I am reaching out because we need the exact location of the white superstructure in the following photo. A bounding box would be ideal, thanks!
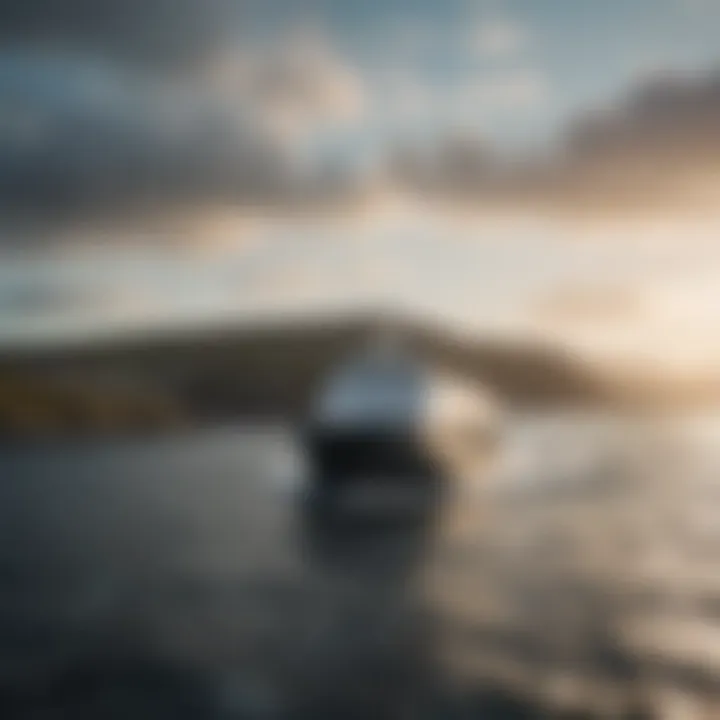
[308,337,501,483]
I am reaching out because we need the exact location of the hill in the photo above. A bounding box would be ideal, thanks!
[0,312,709,437]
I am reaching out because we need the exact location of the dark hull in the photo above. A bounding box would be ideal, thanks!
[304,427,442,487]
[301,426,446,527]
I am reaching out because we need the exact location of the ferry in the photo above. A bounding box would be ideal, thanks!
[303,337,501,517]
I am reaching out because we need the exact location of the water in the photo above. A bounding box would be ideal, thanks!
[0,416,716,718]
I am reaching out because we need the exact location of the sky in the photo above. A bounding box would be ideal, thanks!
[2,0,720,375]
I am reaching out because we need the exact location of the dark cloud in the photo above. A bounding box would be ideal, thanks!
[0,55,300,225]
[0,4,369,235]
[389,134,498,194]
[387,68,720,210]
[1,0,719,236]
[0,0,247,70]
[540,68,720,207]
[567,70,720,164]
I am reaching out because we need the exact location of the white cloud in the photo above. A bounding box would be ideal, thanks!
[453,69,550,115]
[472,19,529,59]
[204,31,368,145]
[375,71,435,122]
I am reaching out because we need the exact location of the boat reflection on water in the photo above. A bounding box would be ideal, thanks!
[296,479,442,719]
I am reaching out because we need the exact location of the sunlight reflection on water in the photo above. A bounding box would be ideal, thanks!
[0,413,717,717]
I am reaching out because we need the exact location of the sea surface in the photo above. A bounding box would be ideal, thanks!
[0,414,719,718]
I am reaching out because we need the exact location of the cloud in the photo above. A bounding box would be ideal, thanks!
[567,69,720,163]
[544,68,720,207]
[533,285,645,326]
[0,28,373,233]
[207,32,367,144]
[2,0,720,239]
[472,19,529,59]
[385,65,720,211]
[382,68,551,196]
[0,0,252,70]
[0,53,302,226]
[452,69,550,115]
[389,132,499,194]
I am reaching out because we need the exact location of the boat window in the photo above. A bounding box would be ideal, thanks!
[315,358,425,425]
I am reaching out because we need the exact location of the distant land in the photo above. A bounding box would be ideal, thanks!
[0,312,717,438]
